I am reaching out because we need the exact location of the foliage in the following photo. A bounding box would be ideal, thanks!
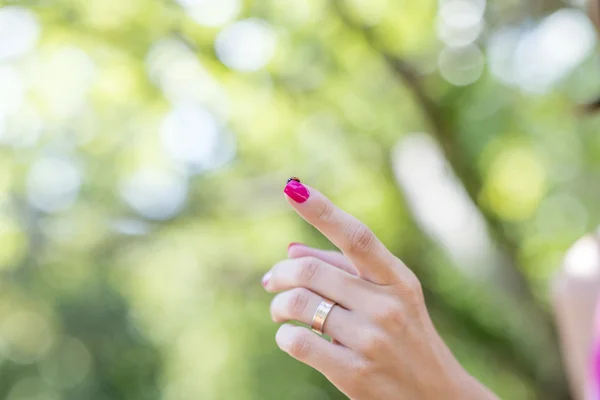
[0,0,597,398]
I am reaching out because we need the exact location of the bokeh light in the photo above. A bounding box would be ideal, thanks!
[146,38,229,117]
[513,9,595,93]
[26,156,83,214]
[119,168,188,221]
[0,6,39,61]
[161,104,222,171]
[394,133,494,276]
[483,146,547,221]
[436,0,485,46]
[438,44,484,86]
[487,8,596,92]
[28,46,96,119]
[0,105,42,148]
[177,0,242,27]
[0,66,24,116]
[563,235,600,280]
[215,19,277,72]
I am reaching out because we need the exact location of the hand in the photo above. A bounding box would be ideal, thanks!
[262,179,498,400]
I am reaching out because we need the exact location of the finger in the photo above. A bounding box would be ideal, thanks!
[275,323,357,384]
[287,243,357,276]
[271,288,361,348]
[284,180,402,284]
[263,257,373,310]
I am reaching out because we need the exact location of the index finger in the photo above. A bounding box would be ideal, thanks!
[283,179,403,285]
[287,243,357,276]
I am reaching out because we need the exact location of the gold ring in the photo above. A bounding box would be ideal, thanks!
[311,298,336,335]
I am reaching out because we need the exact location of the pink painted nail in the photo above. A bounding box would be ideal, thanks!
[261,271,272,287]
[288,242,305,250]
[284,179,310,204]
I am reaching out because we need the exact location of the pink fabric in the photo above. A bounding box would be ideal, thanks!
[588,301,600,400]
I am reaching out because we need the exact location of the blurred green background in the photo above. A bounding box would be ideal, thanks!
[0,0,599,398]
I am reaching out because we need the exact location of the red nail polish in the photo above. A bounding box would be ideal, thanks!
[288,242,304,250]
[284,180,310,203]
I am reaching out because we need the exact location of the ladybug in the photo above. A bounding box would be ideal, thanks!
[287,177,301,184]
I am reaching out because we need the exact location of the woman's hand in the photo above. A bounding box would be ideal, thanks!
[261,180,497,400]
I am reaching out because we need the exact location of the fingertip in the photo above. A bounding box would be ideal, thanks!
[275,323,296,351]
[288,242,306,251]
[287,242,309,258]
[269,294,280,323]
[261,271,272,289]
[284,180,311,204]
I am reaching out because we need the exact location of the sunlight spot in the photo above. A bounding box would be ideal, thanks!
[120,168,188,221]
[146,39,229,118]
[483,146,546,221]
[514,9,595,93]
[161,104,221,171]
[215,19,276,72]
[0,6,39,61]
[0,105,42,148]
[393,133,494,277]
[27,157,83,213]
[486,27,521,86]
[0,65,24,115]
[177,0,242,27]
[488,9,596,92]
[29,46,96,118]
[437,0,485,46]
[438,44,484,86]
[564,236,600,280]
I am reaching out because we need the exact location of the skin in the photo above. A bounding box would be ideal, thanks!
[262,184,498,400]
[552,234,600,399]
[263,5,600,396]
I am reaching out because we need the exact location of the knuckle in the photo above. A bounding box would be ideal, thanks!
[269,297,279,321]
[350,356,372,382]
[402,274,424,303]
[372,300,404,326]
[299,257,321,284]
[287,331,312,359]
[288,289,311,317]
[347,223,376,253]
[317,201,334,222]
[359,329,388,356]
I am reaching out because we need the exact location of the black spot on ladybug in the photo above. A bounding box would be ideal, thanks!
[287,177,301,184]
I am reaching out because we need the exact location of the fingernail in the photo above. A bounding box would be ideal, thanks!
[288,242,305,250]
[261,271,272,287]
[284,180,310,204]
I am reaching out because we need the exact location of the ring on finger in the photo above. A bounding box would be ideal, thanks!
[311,298,336,335]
